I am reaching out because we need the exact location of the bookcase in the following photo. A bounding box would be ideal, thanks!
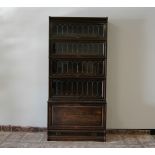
[48,17,108,141]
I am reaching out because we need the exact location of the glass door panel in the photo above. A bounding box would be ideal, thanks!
[52,42,105,56]
[50,60,105,76]
[50,80,104,99]
[51,60,104,76]
[51,23,107,38]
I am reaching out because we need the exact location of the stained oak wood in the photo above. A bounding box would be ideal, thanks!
[48,17,108,141]
[52,106,102,126]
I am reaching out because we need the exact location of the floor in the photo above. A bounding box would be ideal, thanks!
[0,132,155,148]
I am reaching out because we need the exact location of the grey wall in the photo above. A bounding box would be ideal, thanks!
[0,7,155,128]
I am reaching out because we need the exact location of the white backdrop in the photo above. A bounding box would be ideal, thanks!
[0,7,155,128]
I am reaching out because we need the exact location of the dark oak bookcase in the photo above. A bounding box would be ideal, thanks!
[48,17,108,141]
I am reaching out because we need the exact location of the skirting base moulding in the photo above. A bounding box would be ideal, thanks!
[0,125,150,134]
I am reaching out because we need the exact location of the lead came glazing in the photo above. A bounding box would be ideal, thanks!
[50,21,106,99]
[54,43,104,55]
[52,23,106,37]
[52,61,104,75]
[51,80,104,98]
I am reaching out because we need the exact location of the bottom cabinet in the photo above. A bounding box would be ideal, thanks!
[48,103,106,141]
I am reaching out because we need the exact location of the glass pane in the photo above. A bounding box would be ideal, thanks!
[88,25,93,35]
[94,25,99,36]
[88,81,92,96]
[78,62,82,73]
[63,81,67,95]
[99,25,103,37]
[57,81,62,96]
[93,62,98,75]
[68,62,73,73]
[98,81,102,97]
[63,61,68,73]
[87,62,93,74]
[98,62,103,75]
[68,81,72,95]
[77,25,82,34]
[55,43,62,54]
[51,44,56,54]
[87,44,91,55]
[63,25,67,35]
[73,25,77,34]
[82,61,87,74]
[72,62,76,73]
[73,81,77,95]
[85,44,89,55]
[52,81,56,96]
[58,24,62,35]
[52,42,104,56]
[78,81,82,96]
[51,24,56,35]
[62,43,67,54]
[83,25,88,35]
[52,60,104,76]
[57,62,62,74]
[78,44,82,55]
[72,43,77,54]
[93,81,97,96]
[51,80,104,98]
[68,44,72,54]
[91,44,96,55]
[91,44,95,55]
[103,24,107,37]
[83,81,87,96]
[51,23,106,38]
[68,24,72,34]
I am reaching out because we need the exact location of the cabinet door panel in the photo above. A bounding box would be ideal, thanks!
[51,106,103,126]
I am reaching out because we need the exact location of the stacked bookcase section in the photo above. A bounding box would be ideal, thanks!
[48,17,108,141]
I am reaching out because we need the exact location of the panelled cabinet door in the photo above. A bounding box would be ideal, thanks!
[48,17,108,141]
